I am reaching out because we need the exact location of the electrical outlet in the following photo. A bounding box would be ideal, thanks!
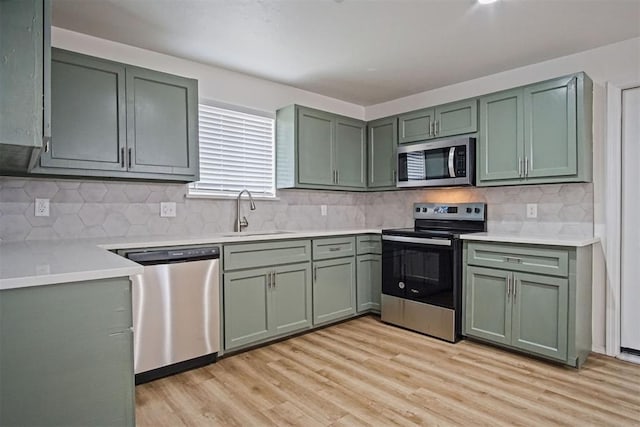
[526,203,538,219]
[160,202,176,217]
[35,198,50,217]
[320,205,327,216]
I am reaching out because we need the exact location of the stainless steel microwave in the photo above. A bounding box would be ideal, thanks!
[397,136,475,188]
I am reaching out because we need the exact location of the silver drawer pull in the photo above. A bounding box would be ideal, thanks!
[410,289,419,294]
[329,247,341,252]
[505,256,523,263]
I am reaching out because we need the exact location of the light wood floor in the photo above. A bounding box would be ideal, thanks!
[135,316,640,426]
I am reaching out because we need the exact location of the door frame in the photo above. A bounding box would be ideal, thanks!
[603,80,640,358]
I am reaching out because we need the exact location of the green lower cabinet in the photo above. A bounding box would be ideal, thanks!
[313,257,357,325]
[0,278,135,427]
[356,254,381,313]
[511,272,568,361]
[465,266,512,345]
[465,266,568,362]
[224,263,311,351]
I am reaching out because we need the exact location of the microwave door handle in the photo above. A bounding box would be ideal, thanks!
[448,147,456,178]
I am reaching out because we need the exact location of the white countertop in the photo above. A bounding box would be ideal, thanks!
[459,232,599,247]
[0,229,381,291]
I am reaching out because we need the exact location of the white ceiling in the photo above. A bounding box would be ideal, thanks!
[52,0,640,106]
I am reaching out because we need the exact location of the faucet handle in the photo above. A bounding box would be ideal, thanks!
[240,216,249,228]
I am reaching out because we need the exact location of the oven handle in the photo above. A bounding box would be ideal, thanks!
[448,147,456,178]
[382,235,452,246]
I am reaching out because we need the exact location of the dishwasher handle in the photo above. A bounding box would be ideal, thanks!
[125,246,220,265]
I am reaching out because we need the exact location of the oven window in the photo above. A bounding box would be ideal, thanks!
[382,240,454,308]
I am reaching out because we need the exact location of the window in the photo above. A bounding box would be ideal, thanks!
[188,104,275,198]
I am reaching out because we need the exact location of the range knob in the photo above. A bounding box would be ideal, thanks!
[474,207,481,214]
[466,207,472,213]
[398,282,405,289]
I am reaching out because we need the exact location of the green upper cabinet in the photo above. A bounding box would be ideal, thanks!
[126,66,199,177]
[478,88,524,181]
[40,49,126,172]
[477,73,592,186]
[0,0,50,174]
[276,105,366,191]
[297,107,335,186]
[32,49,199,182]
[367,117,397,189]
[398,99,477,144]
[335,117,366,188]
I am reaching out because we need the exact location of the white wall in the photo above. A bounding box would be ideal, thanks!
[366,37,640,353]
[52,27,365,120]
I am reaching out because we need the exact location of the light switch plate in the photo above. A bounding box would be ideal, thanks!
[35,198,50,217]
[526,203,538,219]
[321,205,327,216]
[160,202,176,217]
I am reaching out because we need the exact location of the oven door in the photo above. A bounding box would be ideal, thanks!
[382,235,455,309]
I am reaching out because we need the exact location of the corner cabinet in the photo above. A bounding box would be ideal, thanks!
[477,73,592,186]
[32,48,199,182]
[276,105,366,191]
[463,241,592,367]
[398,99,478,144]
[0,278,135,427]
[356,234,382,312]
[367,117,398,189]
[0,0,51,174]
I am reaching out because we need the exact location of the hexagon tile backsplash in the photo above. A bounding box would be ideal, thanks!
[0,177,593,241]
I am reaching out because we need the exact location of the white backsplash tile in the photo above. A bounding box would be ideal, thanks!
[0,177,593,241]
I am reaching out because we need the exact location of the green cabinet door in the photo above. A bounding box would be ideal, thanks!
[297,107,335,186]
[335,117,366,188]
[313,257,357,325]
[126,66,199,177]
[478,88,524,183]
[511,272,568,361]
[356,254,381,313]
[272,263,312,336]
[367,117,397,188]
[224,267,271,350]
[0,0,50,173]
[465,266,512,345]
[0,278,134,427]
[40,49,126,171]
[524,75,577,179]
[434,99,478,138]
[398,108,434,144]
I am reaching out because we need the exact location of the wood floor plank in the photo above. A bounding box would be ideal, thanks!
[136,316,640,426]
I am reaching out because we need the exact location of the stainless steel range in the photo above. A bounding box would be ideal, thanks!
[381,202,486,342]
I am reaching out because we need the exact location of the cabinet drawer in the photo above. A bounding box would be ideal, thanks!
[224,239,311,271]
[467,242,569,277]
[356,234,382,255]
[312,236,356,260]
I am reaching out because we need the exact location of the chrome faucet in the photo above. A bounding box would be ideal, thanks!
[235,189,256,232]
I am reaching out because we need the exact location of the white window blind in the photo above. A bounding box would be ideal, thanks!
[189,104,275,198]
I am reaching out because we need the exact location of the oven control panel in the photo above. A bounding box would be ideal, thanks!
[413,202,485,221]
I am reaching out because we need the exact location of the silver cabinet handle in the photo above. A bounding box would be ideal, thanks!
[336,170,339,183]
[518,157,523,177]
[329,247,340,252]
[506,274,511,297]
[128,148,132,168]
[314,266,317,281]
[272,271,276,288]
[267,272,271,288]
[504,256,523,263]
[435,120,439,136]
[429,120,434,137]
[524,157,529,177]
[513,275,517,300]
[120,148,125,168]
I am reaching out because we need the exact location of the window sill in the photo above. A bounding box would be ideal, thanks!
[186,192,280,201]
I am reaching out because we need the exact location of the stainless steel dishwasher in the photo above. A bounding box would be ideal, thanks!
[121,245,220,384]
